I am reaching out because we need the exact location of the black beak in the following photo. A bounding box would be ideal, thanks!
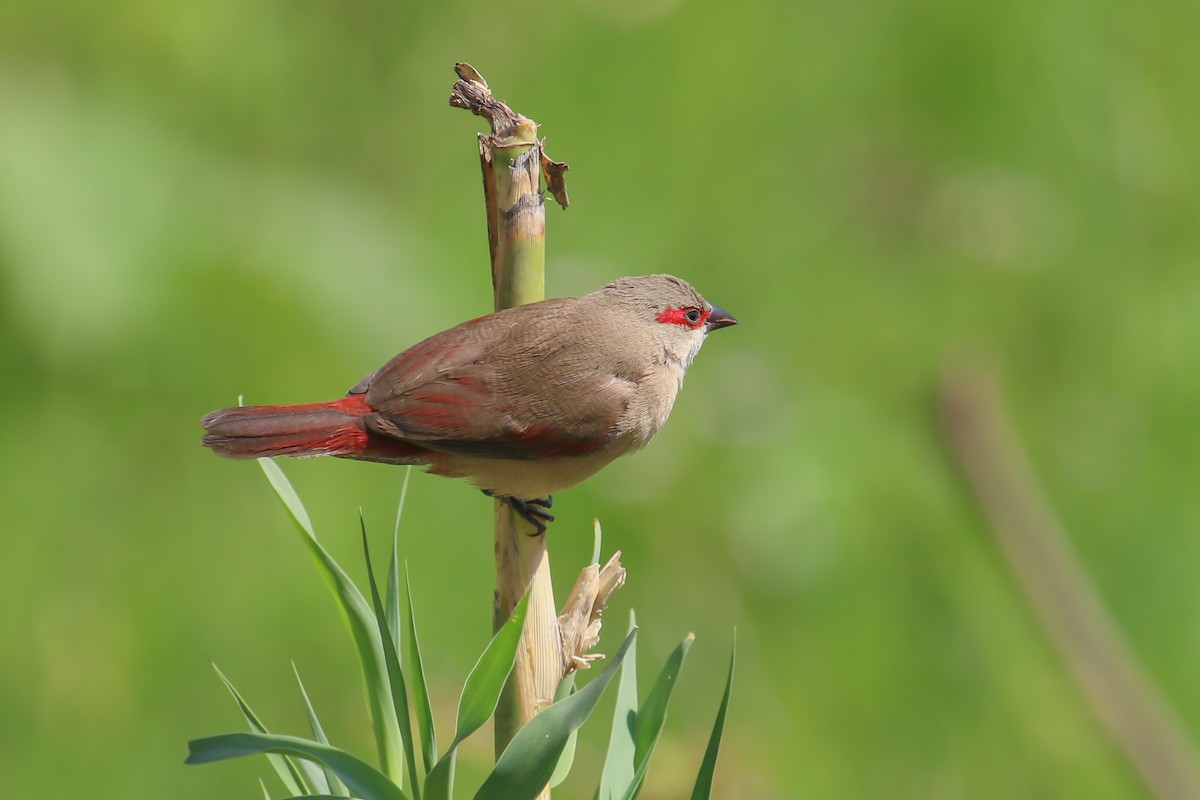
[705,304,738,332]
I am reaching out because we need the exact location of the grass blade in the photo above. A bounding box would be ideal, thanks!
[424,593,530,800]
[258,459,404,784]
[623,633,694,800]
[547,673,578,789]
[404,564,438,774]
[294,663,350,797]
[210,661,308,796]
[598,610,639,800]
[187,732,410,800]
[452,592,529,746]
[422,751,455,800]
[474,629,638,800]
[689,634,736,800]
[362,517,422,800]
[386,467,413,651]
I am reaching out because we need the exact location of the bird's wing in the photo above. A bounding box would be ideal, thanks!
[351,302,635,460]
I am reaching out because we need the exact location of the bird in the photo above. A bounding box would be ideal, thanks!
[202,274,737,532]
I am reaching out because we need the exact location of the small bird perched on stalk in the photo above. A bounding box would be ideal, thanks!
[202,274,736,532]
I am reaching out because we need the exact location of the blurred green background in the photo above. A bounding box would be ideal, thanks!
[3,0,1198,797]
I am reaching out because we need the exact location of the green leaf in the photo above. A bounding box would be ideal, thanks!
[293,663,350,797]
[210,661,308,796]
[385,550,402,668]
[623,633,694,800]
[547,673,578,789]
[421,751,455,800]
[362,517,422,799]
[404,563,438,774]
[258,459,404,785]
[424,593,529,800]
[598,610,639,800]
[474,629,638,800]
[452,592,529,747]
[386,467,413,652]
[689,634,736,800]
[187,732,411,800]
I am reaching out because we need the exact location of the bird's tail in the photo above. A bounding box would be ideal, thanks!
[201,396,372,459]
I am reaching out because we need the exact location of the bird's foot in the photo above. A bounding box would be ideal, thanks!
[509,497,554,535]
[482,491,555,535]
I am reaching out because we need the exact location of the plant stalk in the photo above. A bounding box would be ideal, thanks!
[939,365,1200,800]
[449,63,570,783]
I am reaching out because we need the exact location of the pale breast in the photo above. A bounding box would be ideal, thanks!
[616,363,682,448]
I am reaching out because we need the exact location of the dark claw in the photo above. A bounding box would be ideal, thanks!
[480,492,555,535]
[507,497,554,535]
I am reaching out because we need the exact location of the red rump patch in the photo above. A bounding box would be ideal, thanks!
[655,306,710,329]
[321,395,371,454]
[330,395,372,414]
[323,424,369,454]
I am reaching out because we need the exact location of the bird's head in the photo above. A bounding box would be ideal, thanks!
[594,274,737,369]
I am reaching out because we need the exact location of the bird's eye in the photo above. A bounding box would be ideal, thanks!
[655,306,708,327]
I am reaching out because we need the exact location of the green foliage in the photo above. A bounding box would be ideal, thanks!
[422,590,528,800]
[547,673,579,789]
[187,732,411,800]
[292,664,350,797]
[597,611,639,799]
[476,631,638,800]
[186,463,731,798]
[210,662,309,796]
[404,564,438,776]
[690,638,736,800]
[361,513,422,797]
[626,632,695,799]
[260,458,405,785]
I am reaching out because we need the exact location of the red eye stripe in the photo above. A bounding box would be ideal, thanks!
[655,306,710,329]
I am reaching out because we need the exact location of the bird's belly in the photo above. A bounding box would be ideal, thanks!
[434,446,630,500]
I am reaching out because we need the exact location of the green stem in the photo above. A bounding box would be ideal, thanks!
[450,63,569,779]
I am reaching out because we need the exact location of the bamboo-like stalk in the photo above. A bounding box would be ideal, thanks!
[448,63,570,779]
[939,366,1200,800]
